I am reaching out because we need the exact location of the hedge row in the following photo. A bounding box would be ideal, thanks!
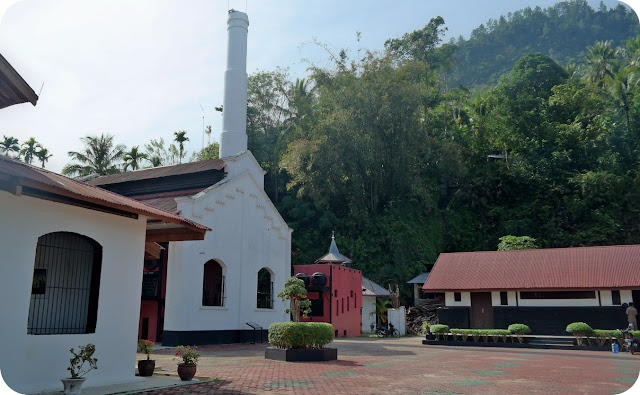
[566,322,640,346]
[268,322,334,349]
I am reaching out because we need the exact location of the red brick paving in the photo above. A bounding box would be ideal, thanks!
[135,337,640,394]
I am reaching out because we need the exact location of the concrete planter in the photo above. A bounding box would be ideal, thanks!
[265,347,337,362]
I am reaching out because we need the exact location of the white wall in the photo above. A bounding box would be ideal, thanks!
[362,295,377,332]
[388,307,406,336]
[0,191,146,394]
[164,168,290,333]
[445,292,471,307]
[600,290,633,306]
[491,291,517,306]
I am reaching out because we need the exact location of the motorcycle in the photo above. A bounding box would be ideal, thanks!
[376,323,400,338]
[621,327,639,354]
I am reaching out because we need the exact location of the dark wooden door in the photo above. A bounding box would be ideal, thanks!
[470,292,494,328]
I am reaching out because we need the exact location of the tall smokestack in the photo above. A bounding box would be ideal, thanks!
[219,10,249,158]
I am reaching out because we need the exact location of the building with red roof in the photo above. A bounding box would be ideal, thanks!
[423,245,640,335]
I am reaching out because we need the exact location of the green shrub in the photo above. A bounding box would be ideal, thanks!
[508,324,531,335]
[448,329,511,342]
[592,329,623,346]
[430,324,449,340]
[508,324,531,343]
[420,322,431,336]
[268,322,334,349]
[566,322,593,346]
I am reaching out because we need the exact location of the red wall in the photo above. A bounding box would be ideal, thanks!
[293,264,362,337]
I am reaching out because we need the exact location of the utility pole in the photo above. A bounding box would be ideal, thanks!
[200,104,205,150]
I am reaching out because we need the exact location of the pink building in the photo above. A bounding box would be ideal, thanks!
[294,236,362,337]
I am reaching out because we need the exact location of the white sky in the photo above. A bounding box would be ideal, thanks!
[0,0,634,173]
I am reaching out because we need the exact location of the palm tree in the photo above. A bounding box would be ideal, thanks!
[0,136,20,157]
[35,148,52,168]
[19,137,42,164]
[123,146,148,171]
[149,156,162,167]
[582,40,618,88]
[173,131,189,164]
[608,67,640,131]
[62,134,126,177]
[374,298,393,325]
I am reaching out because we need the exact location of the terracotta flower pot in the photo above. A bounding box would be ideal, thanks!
[138,359,156,377]
[61,378,86,395]
[177,363,197,381]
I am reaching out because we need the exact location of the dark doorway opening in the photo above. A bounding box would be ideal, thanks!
[470,292,494,328]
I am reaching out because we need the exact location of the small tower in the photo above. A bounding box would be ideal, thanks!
[315,232,353,268]
[219,10,249,158]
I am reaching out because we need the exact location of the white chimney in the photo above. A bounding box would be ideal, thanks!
[219,10,249,158]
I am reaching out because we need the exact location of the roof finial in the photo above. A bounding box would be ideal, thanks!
[331,231,335,240]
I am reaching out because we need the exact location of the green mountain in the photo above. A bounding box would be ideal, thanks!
[451,0,640,88]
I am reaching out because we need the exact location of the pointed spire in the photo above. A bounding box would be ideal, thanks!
[315,232,352,266]
[329,231,340,255]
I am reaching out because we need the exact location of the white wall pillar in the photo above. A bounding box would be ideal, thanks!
[219,10,249,158]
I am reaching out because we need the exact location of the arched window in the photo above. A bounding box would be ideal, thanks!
[27,232,102,335]
[257,268,273,309]
[203,260,224,306]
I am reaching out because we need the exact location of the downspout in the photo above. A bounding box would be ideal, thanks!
[329,265,333,324]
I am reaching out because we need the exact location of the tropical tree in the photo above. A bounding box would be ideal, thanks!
[19,137,42,164]
[190,143,219,162]
[0,135,20,157]
[123,146,148,171]
[582,40,618,87]
[62,134,125,177]
[35,148,52,168]
[173,131,189,164]
[276,277,312,322]
[374,298,392,325]
[497,236,539,251]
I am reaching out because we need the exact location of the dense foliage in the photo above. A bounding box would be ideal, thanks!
[242,4,640,305]
[452,0,640,87]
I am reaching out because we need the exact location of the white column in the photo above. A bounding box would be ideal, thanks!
[220,10,249,158]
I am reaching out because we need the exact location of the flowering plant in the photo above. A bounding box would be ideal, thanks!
[67,343,98,379]
[174,345,200,365]
[138,339,155,360]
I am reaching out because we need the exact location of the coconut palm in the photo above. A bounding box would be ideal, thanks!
[374,298,393,325]
[19,137,42,164]
[608,67,640,130]
[173,131,189,164]
[0,135,20,157]
[63,134,125,177]
[123,146,148,171]
[35,148,52,168]
[582,40,618,87]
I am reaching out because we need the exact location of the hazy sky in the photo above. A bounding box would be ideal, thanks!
[0,0,634,173]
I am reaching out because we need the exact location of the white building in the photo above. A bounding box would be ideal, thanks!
[362,277,390,332]
[0,155,208,394]
[88,10,292,345]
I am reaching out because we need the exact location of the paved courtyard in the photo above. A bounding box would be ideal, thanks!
[134,337,640,394]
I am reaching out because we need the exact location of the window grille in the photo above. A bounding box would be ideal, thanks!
[612,290,622,305]
[203,260,225,306]
[257,268,273,309]
[27,232,102,335]
[141,272,159,299]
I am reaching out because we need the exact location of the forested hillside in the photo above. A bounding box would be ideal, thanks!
[242,1,640,302]
[452,0,640,87]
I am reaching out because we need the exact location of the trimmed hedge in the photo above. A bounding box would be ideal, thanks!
[566,322,594,346]
[450,329,512,342]
[268,322,334,349]
[508,324,531,335]
[430,325,449,334]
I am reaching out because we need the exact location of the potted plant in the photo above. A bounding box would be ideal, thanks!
[265,277,336,361]
[137,339,155,377]
[61,343,98,395]
[174,345,200,381]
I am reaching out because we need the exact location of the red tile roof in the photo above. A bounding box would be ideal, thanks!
[0,156,210,234]
[423,245,640,291]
